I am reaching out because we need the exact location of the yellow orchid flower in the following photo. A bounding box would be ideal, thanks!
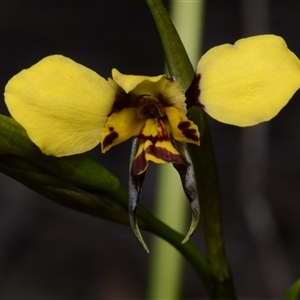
[101,68,200,175]
[4,54,201,252]
[4,34,300,251]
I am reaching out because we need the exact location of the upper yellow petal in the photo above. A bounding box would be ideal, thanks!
[112,69,164,94]
[197,35,300,126]
[4,55,115,156]
[158,77,187,114]
[112,69,187,114]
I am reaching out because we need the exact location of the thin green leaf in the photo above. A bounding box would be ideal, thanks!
[0,114,125,203]
[0,155,129,225]
[0,113,210,284]
[145,0,194,90]
[285,279,300,300]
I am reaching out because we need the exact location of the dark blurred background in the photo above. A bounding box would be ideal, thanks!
[1,1,300,299]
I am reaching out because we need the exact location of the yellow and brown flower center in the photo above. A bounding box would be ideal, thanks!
[101,77,200,175]
[132,118,186,176]
[136,95,166,119]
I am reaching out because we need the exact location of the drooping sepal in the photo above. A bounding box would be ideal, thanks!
[172,140,200,243]
[129,137,149,253]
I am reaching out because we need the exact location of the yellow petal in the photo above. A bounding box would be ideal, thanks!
[112,69,164,94]
[197,35,300,126]
[5,55,116,156]
[112,69,187,114]
[143,118,182,164]
[158,77,187,114]
[165,107,200,145]
[101,107,145,152]
[144,138,184,165]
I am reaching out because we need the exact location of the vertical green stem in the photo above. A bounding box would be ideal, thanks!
[188,108,235,299]
[147,1,205,298]
[145,0,236,298]
[147,164,186,300]
[145,0,194,90]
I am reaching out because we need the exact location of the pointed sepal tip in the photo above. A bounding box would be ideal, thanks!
[129,211,150,253]
[181,202,200,244]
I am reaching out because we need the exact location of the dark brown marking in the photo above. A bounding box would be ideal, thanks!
[138,118,169,144]
[185,73,203,109]
[178,121,199,142]
[102,131,119,150]
[108,76,177,115]
[131,150,147,176]
[136,96,166,119]
[145,145,186,166]
[178,121,191,130]
[109,89,130,114]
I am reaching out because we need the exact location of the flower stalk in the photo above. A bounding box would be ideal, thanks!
[0,113,212,292]
[146,0,236,298]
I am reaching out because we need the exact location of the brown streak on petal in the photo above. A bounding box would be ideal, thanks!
[138,134,157,144]
[138,118,169,144]
[110,89,129,113]
[145,145,186,166]
[131,150,147,176]
[102,130,119,150]
[138,132,169,144]
[178,121,199,143]
[156,118,168,138]
[185,73,203,109]
[108,83,136,115]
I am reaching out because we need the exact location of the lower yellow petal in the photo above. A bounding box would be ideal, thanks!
[4,55,115,156]
[101,107,145,152]
[144,139,185,165]
[197,35,300,126]
[165,107,200,145]
[131,118,186,176]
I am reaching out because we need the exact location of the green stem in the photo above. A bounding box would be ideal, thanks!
[188,107,236,298]
[147,164,186,299]
[147,1,205,298]
[0,155,130,226]
[138,205,213,296]
[145,0,236,298]
[0,113,212,294]
[145,0,193,90]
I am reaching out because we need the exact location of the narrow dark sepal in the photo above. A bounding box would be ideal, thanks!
[172,140,200,243]
[129,137,149,253]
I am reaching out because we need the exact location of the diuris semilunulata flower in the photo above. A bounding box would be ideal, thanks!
[4,35,300,251]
